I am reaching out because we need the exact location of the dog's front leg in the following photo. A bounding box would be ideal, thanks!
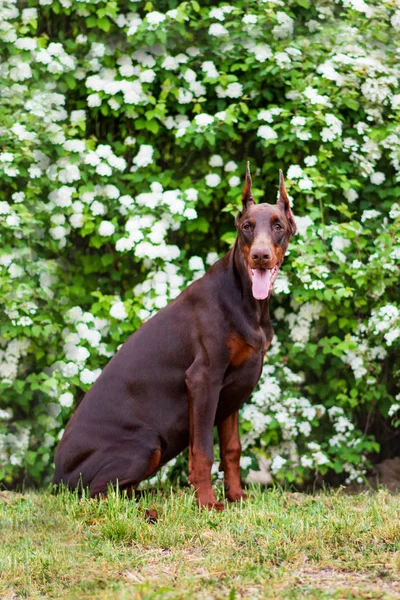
[218,411,248,502]
[185,358,224,511]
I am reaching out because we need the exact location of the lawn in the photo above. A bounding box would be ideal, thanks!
[1,486,399,599]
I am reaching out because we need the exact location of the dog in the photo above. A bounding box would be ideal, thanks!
[53,165,296,510]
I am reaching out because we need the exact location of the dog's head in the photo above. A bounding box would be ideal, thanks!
[235,163,296,300]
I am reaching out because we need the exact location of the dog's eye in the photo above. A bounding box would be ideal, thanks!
[242,223,251,231]
[274,223,283,231]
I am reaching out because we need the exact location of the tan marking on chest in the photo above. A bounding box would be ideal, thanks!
[227,332,255,366]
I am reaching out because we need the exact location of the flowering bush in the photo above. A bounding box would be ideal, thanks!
[1,0,399,488]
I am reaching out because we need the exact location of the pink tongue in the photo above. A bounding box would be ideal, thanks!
[252,269,272,300]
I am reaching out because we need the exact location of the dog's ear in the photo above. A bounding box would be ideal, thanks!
[278,169,296,235]
[242,161,255,210]
[236,162,255,228]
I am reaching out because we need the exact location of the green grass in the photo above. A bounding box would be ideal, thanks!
[1,486,400,599]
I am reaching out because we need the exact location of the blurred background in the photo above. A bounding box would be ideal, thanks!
[0,0,399,489]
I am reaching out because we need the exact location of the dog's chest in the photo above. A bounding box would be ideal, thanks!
[226,327,271,368]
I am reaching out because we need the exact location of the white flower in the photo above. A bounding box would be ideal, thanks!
[344,0,373,17]
[87,93,101,107]
[295,216,313,237]
[304,155,317,167]
[189,256,204,271]
[389,203,400,219]
[252,43,272,62]
[361,209,380,222]
[304,86,331,107]
[206,252,219,265]
[291,116,306,127]
[22,8,38,20]
[0,152,14,162]
[205,173,221,187]
[0,202,11,214]
[63,139,86,153]
[146,11,166,27]
[344,189,358,203]
[61,362,79,377]
[12,192,25,203]
[209,7,225,20]
[15,37,37,51]
[257,125,277,141]
[201,61,219,78]
[98,221,115,236]
[104,185,120,199]
[229,176,241,187]
[300,456,313,468]
[271,455,287,473]
[298,178,313,190]
[195,114,214,130]
[208,23,229,36]
[273,11,294,39]
[132,145,154,168]
[64,344,90,363]
[91,201,106,216]
[59,392,74,408]
[258,109,274,123]
[314,451,330,466]
[51,214,66,225]
[66,306,83,322]
[11,123,36,141]
[287,165,303,179]
[49,225,67,240]
[178,88,193,104]
[370,172,385,185]
[225,82,243,98]
[224,161,238,172]
[243,14,257,24]
[110,301,128,320]
[184,208,197,220]
[93,146,116,163]
[162,56,180,70]
[96,163,112,177]
[391,94,400,109]
[185,188,198,201]
[209,155,223,167]
[70,214,83,228]
[80,368,101,385]
[183,68,196,83]
[70,110,86,123]
[389,404,400,417]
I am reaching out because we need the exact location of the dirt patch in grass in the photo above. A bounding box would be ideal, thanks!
[289,567,400,598]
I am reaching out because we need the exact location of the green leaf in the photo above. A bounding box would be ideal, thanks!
[86,15,97,27]
[97,17,111,32]
[220,232,236,246]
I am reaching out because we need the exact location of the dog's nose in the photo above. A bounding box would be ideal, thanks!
[251,248,271,263]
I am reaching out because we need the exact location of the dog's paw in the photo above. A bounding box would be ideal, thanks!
[204,501,225,511]
[144,508,158,524]
[226,489,248,503]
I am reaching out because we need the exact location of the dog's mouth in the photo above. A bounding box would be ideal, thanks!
[247,265,279,300]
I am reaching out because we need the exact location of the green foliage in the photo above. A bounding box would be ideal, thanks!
[0,0,399,486]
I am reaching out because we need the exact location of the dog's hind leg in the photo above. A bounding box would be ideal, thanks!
[88,433,163,498]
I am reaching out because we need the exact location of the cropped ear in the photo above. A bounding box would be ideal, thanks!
[236,161,255,228]
[277,169,297,235]
[242,161,255,211]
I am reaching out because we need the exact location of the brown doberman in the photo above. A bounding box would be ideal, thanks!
[53,165,296,510]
